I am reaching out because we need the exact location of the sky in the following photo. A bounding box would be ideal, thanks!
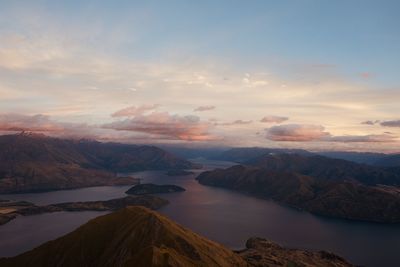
[0,0,400,152]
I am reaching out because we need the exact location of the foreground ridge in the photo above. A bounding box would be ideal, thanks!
[0,206,354,267]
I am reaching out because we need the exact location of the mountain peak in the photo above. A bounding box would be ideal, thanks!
[0,206,247,267]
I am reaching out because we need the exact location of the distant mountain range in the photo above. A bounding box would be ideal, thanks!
[211,147,313,162]
[244,153,400,186]
[317,151,387,165]
[374,154,400,167]
[0,206,354,267]
[204,147,400,167]
[0,133,195,193]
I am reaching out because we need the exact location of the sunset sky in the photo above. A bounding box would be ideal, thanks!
[1,0,400,152]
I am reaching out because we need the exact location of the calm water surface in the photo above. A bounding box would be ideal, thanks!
[1,159,399,267]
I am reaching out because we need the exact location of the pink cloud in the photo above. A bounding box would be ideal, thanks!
[194,105,216,112]
[103,111,216,141]
[266,124,329,141]
[266,123,398,143]
[0,113,64,132]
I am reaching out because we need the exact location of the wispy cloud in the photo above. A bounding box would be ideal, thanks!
[214,120,253,126]
[260,115,288,124]
[361,120,376,125]
[361,120,381,125]
[327,133,397,143]
[360,119,400,128]
[266,123,398,143]
[111,104,160,117]
[194,105,215,112]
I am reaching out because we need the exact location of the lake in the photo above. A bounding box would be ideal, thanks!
[1,159,399,267]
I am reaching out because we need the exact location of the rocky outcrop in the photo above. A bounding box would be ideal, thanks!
[238,237,354,267]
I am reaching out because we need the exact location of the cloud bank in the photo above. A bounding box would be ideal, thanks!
[266,124,398,143]
[104,111,215,141]
[0,114,64,132]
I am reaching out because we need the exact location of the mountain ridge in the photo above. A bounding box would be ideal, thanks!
[197,164,400,223]
[0,133,195,193]
[245,153,400,186]
[0,206,354,267]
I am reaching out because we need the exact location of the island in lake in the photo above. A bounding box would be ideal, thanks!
[125,183,186,195]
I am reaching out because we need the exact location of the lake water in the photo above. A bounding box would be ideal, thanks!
[1,159,399,267]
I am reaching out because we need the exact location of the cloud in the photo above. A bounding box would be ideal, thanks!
[232,120,252,125]
[194,105,215,112]
[0,113,104,140]
[260,115,288,124]
[215,120,253,126]
[0,112,218,143]
[361,120,375,125]
[0,113,64,132]
[266,123,398,143]
[111,104,159,117]
[361,120,380,125]
[1,11,399,151]
[103,111,216,141]
[326,133,397,143]
[0,34,68,70]
[266,124,329,141]
[380,120,400,127]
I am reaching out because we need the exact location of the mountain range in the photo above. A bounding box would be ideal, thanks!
[0,133,195,193]
[197,164,400,223]
[244,153,400,186]
[210,147,400,167]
